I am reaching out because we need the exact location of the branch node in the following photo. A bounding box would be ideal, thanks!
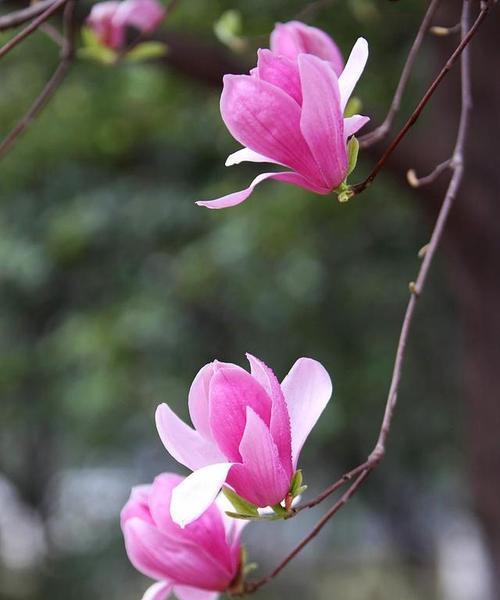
[409,281,420,297]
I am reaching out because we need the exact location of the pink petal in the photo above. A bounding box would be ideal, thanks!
[124,518,232,590]
[338,38,369,111]
[196,170,329,210]
[86,2,123,49]
[142,581,174,600]
[170,463,234,528]
[220,74,319,178]
[225,147,277,167]
[208,365,272,461]
[299,54,347,190]
[155,404,225,471]
[246,354,292,478]
[121,484,154,527]
[227,407,291,507]
[187,362,217,442]
[174,587,219,600]
[149,474,233,570]
[254,49,302,105]
[113,0,165,33]
[344,114,370,139]
[281,358,333,468]
[270,21,344,76]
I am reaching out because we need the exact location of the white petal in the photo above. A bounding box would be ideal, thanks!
[225,147,279,167]
[170,463,234,528]
[281,358,333,467]
[338,38,369,111]
[142,581,174,600]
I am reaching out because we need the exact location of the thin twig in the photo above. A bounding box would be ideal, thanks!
[0,0,58,32]
[241,0,475,592]
[359,0,442,149]
[0,0,68,60]
[0,0,76,160]
[351,0,490,196]
[406,159,452,188]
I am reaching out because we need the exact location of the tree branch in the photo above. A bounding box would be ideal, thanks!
[0,0,75,159]
[240,0,477,592]
[359,0,442,149]
[351,0,490,196]
[0,0,59,32]
[0,0,68,60]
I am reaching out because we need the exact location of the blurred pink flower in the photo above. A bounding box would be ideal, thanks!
[121,472,245,600]
[270,20,344,76]
[156,354,332,527]
[87,0,166,50]
[197,37,369,209]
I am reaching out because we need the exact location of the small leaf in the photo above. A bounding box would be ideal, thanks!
[344,96,362,118]
[81,26,101,49]
[244,562,258,575]
[125,41,168,63]
[78,46,118,65]
[225,511,282,522]
[272,503,288,516]
[289,470,303,497]
[347,136,360,176]
[214,10,246,52]
[222,487,259,517]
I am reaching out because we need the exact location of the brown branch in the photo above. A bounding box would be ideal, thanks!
[0,0,68,60]
[351,0,490,196]
[359,0,442,149]
[0,0,75,159]
[406,159,452,188]
[0,0,58,32]
[241,0,476,593]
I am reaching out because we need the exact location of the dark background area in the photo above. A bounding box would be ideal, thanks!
[0,0,499,599]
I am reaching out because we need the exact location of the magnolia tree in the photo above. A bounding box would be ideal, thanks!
[0,0,497,598]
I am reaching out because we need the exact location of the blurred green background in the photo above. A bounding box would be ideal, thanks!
[0,1,498,599]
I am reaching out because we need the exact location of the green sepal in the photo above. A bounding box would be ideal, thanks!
[334,181,355,203]
[347,136,360,176]
[271,503,288,516]
[222,487,258,517]
[125,41,168,63]
[289,470,303,497]
[344,96,362,118]
[225,511,283,521]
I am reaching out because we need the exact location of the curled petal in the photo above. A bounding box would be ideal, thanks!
[121,484,155,527]
[299,54,347,190]
[254,49,302,105]
[227,407,290,507]
[246,354,292,478]
[344,114,370,139]
[220,74,318,177]
[170,463,234,528]
[196,171,329,210]
[281,358,333,467]
[270,21,344,76]
[225,147,277,167]
[155,404,225,471]
[338,37,369,111]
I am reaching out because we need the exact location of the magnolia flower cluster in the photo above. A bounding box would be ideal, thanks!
[198,20,369,209]
[122,20,370,600]
[87,0,165,50]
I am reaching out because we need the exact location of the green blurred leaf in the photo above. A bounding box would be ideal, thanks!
[125,41,168,63]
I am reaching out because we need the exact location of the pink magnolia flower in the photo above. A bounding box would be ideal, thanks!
[156,354,332,527]
[270,20,344,76]
[121,472,245,600]
[87,0,166,50]
[197,37,369,209]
